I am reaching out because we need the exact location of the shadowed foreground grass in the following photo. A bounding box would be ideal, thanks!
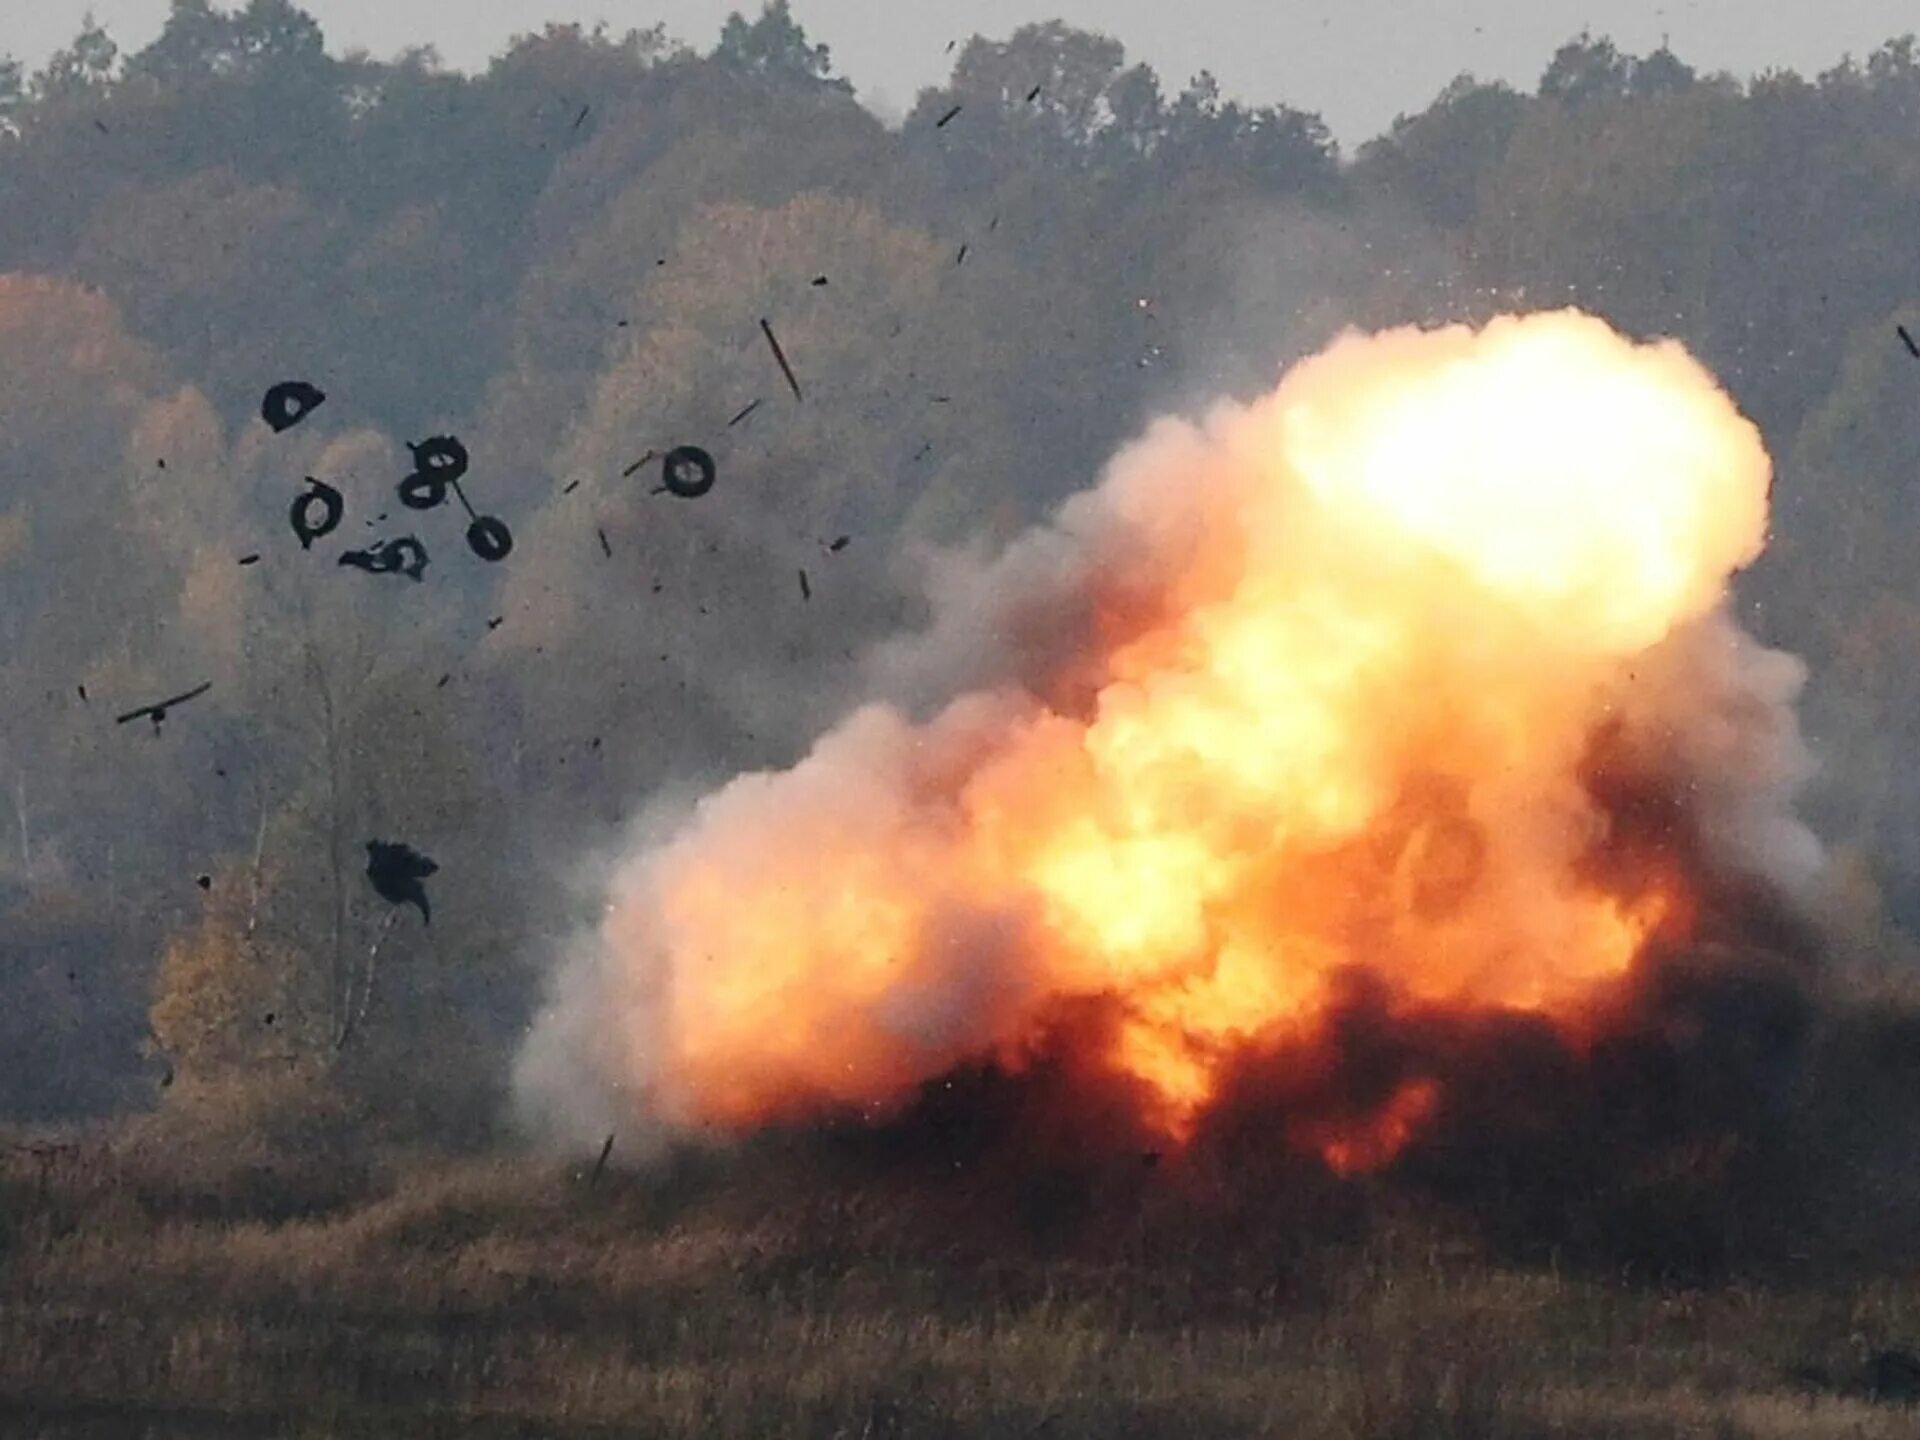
[1,1120,1918,1440]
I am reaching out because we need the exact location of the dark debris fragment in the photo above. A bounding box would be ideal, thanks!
[289,477,344,550]
[659,446,717,499]
[760,318,804,402]
[365,840,437,925]
[262,381,326,434]
[399,435,470,509]
[339,536,429,581]
[466,515,514,562]
[116,681,212,731]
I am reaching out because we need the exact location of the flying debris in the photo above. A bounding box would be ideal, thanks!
[399,436,470,509]
[289,477,344,550]
[398,435,512,561]
[589,1133,615,1185]
[1026,85,1043,103]
[261,381,325,433]
[621,449,658,479]
[798,568,811,601]
[936,104,964,128]
[956,244,969,265]
[811,275,829,287]
[116,681,212,731]
[1900,324,1920,360]
[365,840,437,925]
[727,399,763,428]
[598,527,612,558]
[828,535,850,552]
[759,318,804,402]
[237,553,261,567]
[659,446,717,499]
[466,516,514,562]
[339,536,429,581]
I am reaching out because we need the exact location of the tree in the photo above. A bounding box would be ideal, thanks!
[929,22,1127,156]
[1157,70,1337,194]
[123,0,226,83]
[1539,31,1631,106]
[1749,312,1920,922]
[712,1,848,92]
[30,13,119,107]
[1356,74,1526,227]
[1631,43,1697,98]
[1099,63,1162,163]
[126,0,329,85]
[149,861,324,1087]
[70,169,340,422]
[0,55,24,131]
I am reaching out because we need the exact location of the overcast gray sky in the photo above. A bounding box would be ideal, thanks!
[7,1,1919,145]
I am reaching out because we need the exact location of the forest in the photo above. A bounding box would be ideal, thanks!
[5,4,1920,1433]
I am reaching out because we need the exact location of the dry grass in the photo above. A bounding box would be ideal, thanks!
[1,1126,1917,1439]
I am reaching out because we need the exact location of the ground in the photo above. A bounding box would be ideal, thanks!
[1,1117,1917,1440]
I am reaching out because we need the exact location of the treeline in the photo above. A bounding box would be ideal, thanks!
[1,1,1917,1136]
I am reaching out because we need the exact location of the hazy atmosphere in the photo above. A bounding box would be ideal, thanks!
[6,0,1920,1434]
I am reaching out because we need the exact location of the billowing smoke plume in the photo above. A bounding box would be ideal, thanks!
[514,310,1822,1175]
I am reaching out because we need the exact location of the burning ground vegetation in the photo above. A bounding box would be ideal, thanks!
[12,311,1920,1436]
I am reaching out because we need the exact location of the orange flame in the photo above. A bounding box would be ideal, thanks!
[579,312,1775,1172]
[1294,1080,1443,1179]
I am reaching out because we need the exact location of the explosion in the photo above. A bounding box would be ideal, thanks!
[518,310,1821,1176]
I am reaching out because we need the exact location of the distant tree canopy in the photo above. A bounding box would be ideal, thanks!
[713,0,847,90]
[0,1,1918,1130]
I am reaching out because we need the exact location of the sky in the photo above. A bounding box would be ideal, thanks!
[6,0,1919,145]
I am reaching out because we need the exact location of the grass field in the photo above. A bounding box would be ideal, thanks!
[3,1100,1919,1440]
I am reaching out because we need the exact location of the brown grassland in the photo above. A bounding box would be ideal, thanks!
[4,1061,1920,1440]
